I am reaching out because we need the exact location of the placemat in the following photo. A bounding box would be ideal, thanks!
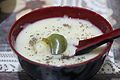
[0,0,120,74]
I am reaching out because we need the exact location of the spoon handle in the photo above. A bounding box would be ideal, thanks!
[76,28,120,55]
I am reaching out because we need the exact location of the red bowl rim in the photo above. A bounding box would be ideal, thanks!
[8,6,113,68]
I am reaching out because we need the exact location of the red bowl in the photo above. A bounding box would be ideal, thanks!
[9,6,113,80]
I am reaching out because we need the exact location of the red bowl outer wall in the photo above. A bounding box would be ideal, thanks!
[9,6,113,68]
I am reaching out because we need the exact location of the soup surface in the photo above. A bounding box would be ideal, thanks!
[16,17,106,66]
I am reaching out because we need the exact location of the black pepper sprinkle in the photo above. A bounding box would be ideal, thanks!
[61,55,69,59]
[46,56,49,58]
[57,27,60,29]
[35,51,37,54]
[82,29,85,32]
[28,48,31,50]
[56,29,59,32]
[81,56,85,59]
[85,25,89,28]
[45,27,47,29]
[63,24,71,28]
[29,55,34,56]
[29,37,37,46]
[53,29,55,31]
[77,58,81,60]
[58,58,61,61]
[30,35,34,37]
[36,33,40,35]
[68,32,70,34]
[46,61,50,64]
[46,59,49,61]
[81,34,84,36]
[45,56,53,60]
[79,24,84,28]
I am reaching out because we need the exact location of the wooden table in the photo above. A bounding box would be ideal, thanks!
[0,0,120,80]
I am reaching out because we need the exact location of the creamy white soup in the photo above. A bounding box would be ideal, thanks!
[15,17,106,66]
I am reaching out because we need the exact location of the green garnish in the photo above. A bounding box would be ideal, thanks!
[42,34,67,55]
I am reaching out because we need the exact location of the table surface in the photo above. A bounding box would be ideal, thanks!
[0,0,120,80]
